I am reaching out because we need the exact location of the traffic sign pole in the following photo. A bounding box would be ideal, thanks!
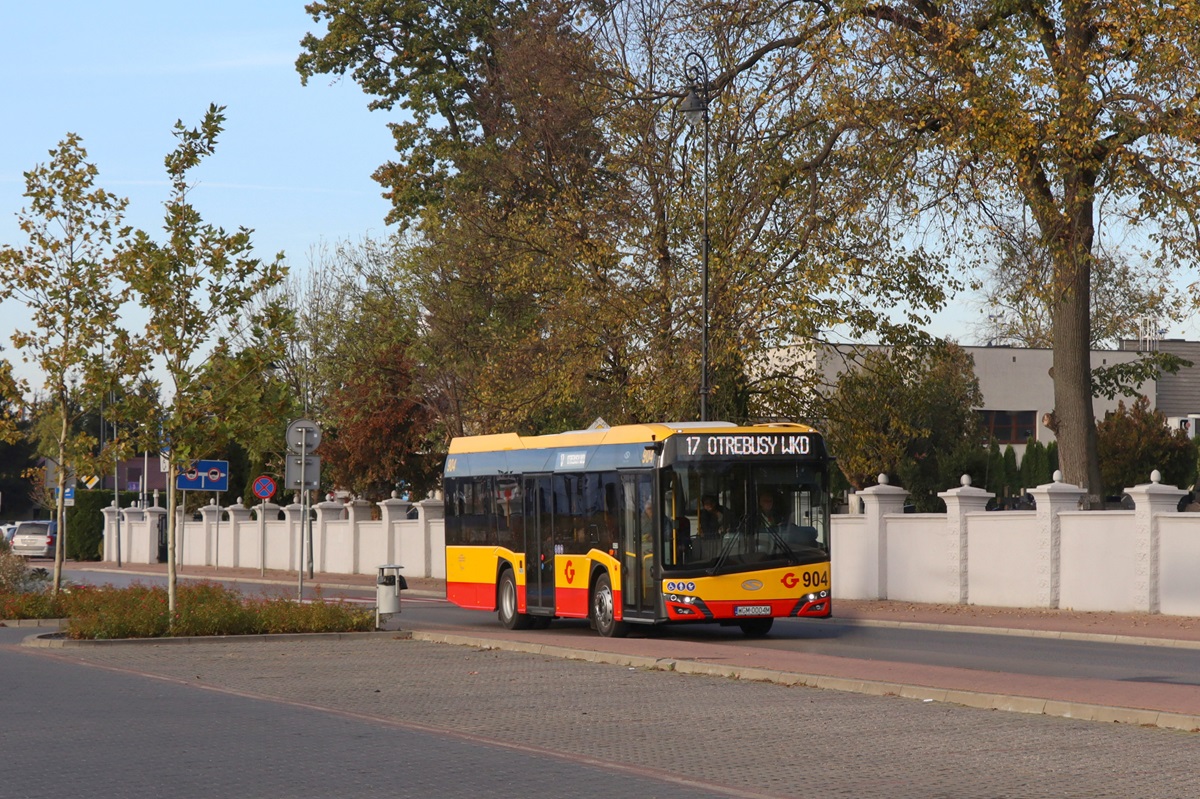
[286,419,322,597]
[252,474,278,578]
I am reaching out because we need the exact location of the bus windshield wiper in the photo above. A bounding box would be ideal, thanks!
[707,519,746,575]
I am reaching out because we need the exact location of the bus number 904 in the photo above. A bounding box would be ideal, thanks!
[802,570,828,588]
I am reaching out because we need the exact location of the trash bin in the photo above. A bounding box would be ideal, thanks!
[375,564,408,628]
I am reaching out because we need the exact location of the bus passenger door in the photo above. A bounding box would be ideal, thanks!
[523,474,555,614]
[619,471,658,620]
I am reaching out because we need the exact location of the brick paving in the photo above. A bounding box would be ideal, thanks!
[18,633,1200,799]
[0,629,733,799]
[8,561,1200,797]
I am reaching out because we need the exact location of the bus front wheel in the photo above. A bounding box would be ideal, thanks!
[498,569,533,630]
[592,573,629,638]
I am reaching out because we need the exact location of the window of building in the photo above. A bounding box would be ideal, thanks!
[979,410,1037,444]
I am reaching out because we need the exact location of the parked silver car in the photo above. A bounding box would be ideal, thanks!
[11,520,57,558]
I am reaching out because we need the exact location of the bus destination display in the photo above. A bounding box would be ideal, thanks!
[677,433,818,459]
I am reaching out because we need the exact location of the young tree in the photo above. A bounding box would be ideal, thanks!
[0,136,132,590]
[0,357,23,443]
[984,440,1005,498]
[1096,396,1197,498]
[0,358,35,519]
[296,237,438,498]
[822,341,983,509]
[122,105,288,617]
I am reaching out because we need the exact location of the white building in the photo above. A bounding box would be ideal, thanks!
[791,338,1200,463]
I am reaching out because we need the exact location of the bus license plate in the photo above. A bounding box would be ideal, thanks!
[735,605,771,617]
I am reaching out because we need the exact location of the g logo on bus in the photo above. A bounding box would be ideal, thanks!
[782,573,800,589]
[564,560,576,584]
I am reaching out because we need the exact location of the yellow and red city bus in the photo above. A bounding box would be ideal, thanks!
[443,421,832,637]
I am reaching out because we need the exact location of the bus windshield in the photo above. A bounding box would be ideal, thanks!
[658,460,829,574]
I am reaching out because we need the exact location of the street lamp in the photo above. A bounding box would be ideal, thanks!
[681,51,711,421]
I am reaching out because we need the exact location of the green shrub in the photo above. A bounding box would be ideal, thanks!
[0,589,67,620]
[0,549,52,596]
[3,571,374,639]
[56,581,372,639]
[67,489,140,561]
[247,588,374,634]
[64,584,169,638]
[172,582,257,637]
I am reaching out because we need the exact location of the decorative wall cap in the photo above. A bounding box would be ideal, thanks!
[937,475,994,500]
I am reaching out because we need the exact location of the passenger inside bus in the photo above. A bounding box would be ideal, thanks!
[699,494,727,538]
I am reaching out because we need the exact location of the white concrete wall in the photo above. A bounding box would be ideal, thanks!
[830,516,870,598]
[1059,511,1136,611]
[357,521,387,573]
[321,520,354,574]
[263,521,293,572]
[105,499,448,580]
[886,514,959,604]
[104,474,1200,616]
[966,512,1039,607]
[1158,515,1200,616]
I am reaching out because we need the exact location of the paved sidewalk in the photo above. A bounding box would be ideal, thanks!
[43,561,1200,732]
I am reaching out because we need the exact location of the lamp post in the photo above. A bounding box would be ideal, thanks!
[681,52,711,421]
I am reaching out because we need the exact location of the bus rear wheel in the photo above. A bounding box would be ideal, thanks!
[591,573,629,638]
[498,569,533,630]
[739,618,774,637]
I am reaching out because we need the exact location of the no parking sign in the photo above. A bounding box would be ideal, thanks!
[252,475,277,500]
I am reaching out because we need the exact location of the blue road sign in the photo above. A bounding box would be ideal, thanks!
[176,459,230,492]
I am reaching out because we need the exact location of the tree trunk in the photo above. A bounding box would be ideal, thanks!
[52,458,66,595]
[167,466,178,621]
[1050,241,1103,505]
[51,413,69,594]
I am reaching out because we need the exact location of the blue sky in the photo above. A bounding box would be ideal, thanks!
[5,3,1194,397]
[0,2,396,389]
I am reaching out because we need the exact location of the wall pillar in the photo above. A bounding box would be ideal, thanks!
[938,475,994,604]
[252,501,280,573]
[283,503,305,571]
[101,505,120,562]
[314,500,345,574]
[198,501,221,567]
[225,500,253,568]
[1025,471,1086,608]
[344,499,373,573]
[378,494,413,566]
[1124,470,1186,614]
[857,475,909,599]
[417,498,445,579]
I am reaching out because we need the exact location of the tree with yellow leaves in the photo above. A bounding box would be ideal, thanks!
[0,136,133,591]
